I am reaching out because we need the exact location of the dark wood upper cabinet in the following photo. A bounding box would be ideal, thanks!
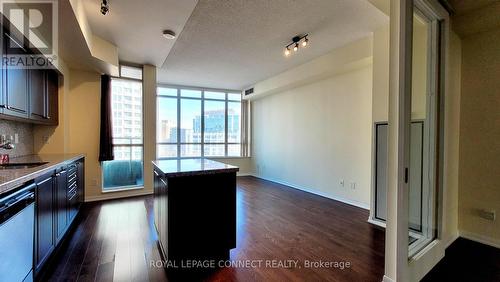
[3,35,29,118]
[4,66,29,117]
[30,69,48,120]
[0,24,59,125]
[45,70,59,125]
[2,32,29,117]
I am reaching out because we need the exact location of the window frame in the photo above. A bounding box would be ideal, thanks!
[156,84,242,159]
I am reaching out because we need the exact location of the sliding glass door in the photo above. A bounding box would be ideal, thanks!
[102,66,144,191]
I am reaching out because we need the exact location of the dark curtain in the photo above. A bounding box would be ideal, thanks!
[99,75,114,162]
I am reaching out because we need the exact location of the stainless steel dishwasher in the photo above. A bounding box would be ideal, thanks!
[0,183,36,282]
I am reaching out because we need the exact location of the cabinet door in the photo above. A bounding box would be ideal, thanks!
[36,175,55,269]
[45,70,59,125]
[3,33,29,118]
[55,169,68,243]
[160,178,168,257]
[0,32,4,113]
[68,161,82,222]
[154,170,160,233]
[76,160,84,204]
[29,69,47,120]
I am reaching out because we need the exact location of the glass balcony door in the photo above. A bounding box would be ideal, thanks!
[102,73,144,191]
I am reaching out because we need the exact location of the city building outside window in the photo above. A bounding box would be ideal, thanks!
[157,86,248,159]
[102,65,144,191]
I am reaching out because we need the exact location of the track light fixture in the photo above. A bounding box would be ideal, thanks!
[284,34,309,57]
[101,0,109,15]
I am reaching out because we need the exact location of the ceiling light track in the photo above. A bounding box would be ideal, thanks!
[101,0,109,15]
[284,34,309,57]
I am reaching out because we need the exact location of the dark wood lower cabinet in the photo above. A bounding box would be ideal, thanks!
[34,157,84,277]
[153,168,237,270]
[55,168,68,243]
[35,175,55,271]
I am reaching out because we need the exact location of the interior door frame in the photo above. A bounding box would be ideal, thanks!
[408,2,441,258]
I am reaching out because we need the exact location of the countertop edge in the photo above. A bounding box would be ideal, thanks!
[152,159,239,178]
[0,154,85,195]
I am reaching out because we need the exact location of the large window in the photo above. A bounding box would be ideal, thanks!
[157,86,244,159]
[102,65,144,191]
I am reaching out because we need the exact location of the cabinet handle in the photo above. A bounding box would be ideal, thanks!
[160,179,167,186]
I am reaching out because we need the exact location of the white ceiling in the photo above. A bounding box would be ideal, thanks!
[158,0,388,90]
[82,0,198,67]
[80,0,387,90]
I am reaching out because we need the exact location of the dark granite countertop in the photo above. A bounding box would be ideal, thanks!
[0,153,85,196]
[152,158,239,178]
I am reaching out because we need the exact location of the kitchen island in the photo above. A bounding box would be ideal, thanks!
[152,158,239,270]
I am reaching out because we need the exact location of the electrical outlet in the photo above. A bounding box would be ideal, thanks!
[478,209,496,221]
[340,179,344,187]
[14,133,19,144]
[350,182,356,189]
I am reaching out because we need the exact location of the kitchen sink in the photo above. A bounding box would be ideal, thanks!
[0,162,49,170]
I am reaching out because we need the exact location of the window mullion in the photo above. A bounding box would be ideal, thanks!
[225,92,228,156]
[177,88,181,158]
[201,90,205,158]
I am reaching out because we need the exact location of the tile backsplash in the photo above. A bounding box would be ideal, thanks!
[0,119,34,157]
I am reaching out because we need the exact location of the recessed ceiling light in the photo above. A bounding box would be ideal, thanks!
[162,30,176,40]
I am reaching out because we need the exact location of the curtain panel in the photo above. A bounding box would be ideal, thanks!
[98,75,114,162]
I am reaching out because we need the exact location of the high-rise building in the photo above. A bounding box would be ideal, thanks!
[111,79,143,160]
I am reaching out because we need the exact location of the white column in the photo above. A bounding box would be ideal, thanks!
[143,65,157,192]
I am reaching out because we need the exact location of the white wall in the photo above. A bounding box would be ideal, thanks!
[372,25,390,123]
[458,28,500,247]
[252,65,373,209]
[208,157,253,176]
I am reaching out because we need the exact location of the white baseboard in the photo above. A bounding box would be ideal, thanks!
[85,189,153,202]
[382,275,395,282]
[251,174,370,210]
[459,230,500,249]
[444,232,459,248]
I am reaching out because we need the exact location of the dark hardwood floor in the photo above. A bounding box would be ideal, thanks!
[423,238,500,282]
[43,176,386,282]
